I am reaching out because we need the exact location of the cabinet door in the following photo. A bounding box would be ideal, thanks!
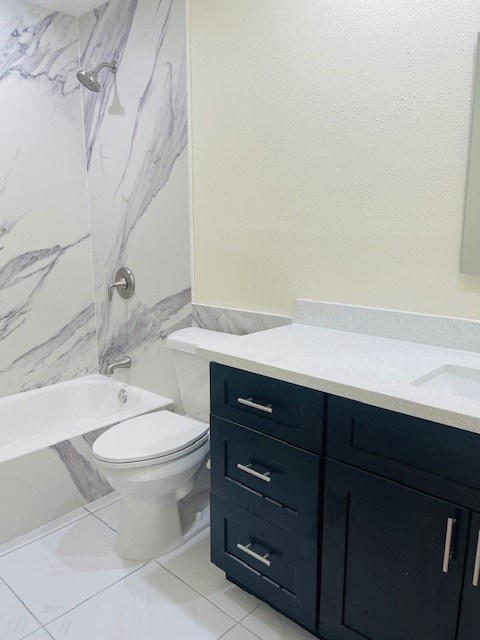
[458,513,480,640]
[319,460,469,640]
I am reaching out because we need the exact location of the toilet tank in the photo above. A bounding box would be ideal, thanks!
[166,328,233,423]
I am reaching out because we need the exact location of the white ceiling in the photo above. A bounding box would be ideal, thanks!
[28,0,108,17]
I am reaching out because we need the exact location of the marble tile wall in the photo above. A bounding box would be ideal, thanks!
[0,428,112,545]
[192,303,293,336]
[0,0,98,399]
[79,0,191,404]
[0,0,192,540]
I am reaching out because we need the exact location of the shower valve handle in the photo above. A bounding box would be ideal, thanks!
[108,277,127,301]
[107,268,135,301]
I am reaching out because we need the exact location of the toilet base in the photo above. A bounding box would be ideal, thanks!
[115,493,210,561]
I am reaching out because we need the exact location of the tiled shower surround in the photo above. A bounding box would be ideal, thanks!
[0,0,191,537]
[0,1,97,396]
[0,0,191,401]
[79,0,192,401]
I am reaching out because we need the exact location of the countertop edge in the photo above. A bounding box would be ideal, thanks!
[199,345,480,436]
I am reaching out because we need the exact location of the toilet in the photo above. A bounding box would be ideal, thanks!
[92,327,231,561]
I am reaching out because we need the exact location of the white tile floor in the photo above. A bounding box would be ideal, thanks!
[0,494,316,640]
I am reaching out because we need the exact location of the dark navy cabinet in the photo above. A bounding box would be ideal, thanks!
[210,363,324,633]
[209,364,480,640]
[320,461,469,640]
[322,397,480,640]
[457,512,480,640]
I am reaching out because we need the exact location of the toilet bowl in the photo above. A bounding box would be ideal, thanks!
[92,328,232,560]
[94,411,209,560]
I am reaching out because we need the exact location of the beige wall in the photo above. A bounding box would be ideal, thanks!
[189,0,480,318]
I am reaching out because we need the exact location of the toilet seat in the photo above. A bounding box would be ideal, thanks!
[92,411,208,465]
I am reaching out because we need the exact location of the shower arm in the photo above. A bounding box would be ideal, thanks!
[94,61,118,75]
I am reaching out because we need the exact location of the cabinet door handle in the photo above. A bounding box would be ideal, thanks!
[236,542,271,567]
[237,397,273,414]
[237,463,272,483]
[443,517,456,573]
[473,530,480,587]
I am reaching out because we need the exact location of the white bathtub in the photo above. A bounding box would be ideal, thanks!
[0,375,173,544]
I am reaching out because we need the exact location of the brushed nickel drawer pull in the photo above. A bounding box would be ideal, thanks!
[236,542,271,567]
[237,397,273,414]
[237,463,272,483]
[443,517,455,573]
[473,530,480,587]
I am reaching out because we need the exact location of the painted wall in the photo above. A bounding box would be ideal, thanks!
[0,0,97,399]
[189,0,480,319]
[79,0,191,405]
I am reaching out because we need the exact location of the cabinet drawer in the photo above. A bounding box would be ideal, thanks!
[211,493,317,631]
[327,396,480,508]
[210,363,324,453]
[211,416,320,536]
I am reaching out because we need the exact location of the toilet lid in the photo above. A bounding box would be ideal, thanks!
[92,412,208,464]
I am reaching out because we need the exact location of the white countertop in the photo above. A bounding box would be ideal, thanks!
[198,323,480,435]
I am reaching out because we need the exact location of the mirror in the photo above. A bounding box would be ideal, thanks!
[461,33,480,274]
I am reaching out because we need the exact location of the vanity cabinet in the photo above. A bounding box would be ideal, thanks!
[209,363,324,632]
[209,364,480,640]
[458,513,480,640]
[322,397,480,640]
[320,461,469,640]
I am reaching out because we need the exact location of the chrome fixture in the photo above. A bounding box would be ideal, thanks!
[472,530,480,587]
[236,542,271,567]
[237,462,272,483]
[237,396,273,414]
[442,517,455,573]
[108,267,135,301]
[106,356,131,375]
[118,388,128,404]
[77,61,118,92]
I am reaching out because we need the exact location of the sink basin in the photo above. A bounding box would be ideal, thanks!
[412,365,480,402]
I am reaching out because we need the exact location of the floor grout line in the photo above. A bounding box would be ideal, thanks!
[89,510,118,533]
[0,575,44,634]
[156,560,239,626]
[2,510,265,639]
[0,512,90,559]
[217,619,264,640]
[42,562,150,628]
[238,622,264,640]
[238,620,265,640]
[217,624,240,640]
[238,601,262,622]
[83,496,120,514]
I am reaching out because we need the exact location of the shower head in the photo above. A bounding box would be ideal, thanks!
[77,61,118,92]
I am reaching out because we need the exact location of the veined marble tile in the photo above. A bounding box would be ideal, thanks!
[83,491,119,514]
[79,0,138,168]
[22,630,52,639]
[0,444,93,545]
[80,0,191,403]
[159,528,259,622]
[0,514,142,624]
[45,562,235,639]
[192,304,293,336]
[0,0,97,399]
[0,578,40,640]
[222,626,263,640]
[52,427,113,503]
[242,604,316,640]
[0,508,87,558]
